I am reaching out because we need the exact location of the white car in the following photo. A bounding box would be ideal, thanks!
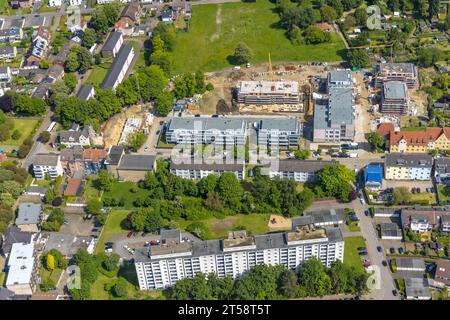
[360,197,366,205]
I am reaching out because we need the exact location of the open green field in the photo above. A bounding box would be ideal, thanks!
[86,61,112,86]
[95,210,130,254]
[410,192,437,205]
[84,179,102,201]
[102,181,152,209]
[0,118,39,147]
[172,1,345,73]
[344,236,366,273]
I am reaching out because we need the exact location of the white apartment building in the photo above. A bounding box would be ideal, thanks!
[32,153,64,180]
[169,160,245,180]
[134,226,344,290]
[101,44,134,90]
[101,31,123,58]
[5,242,38,296]
[266,160,336,183]
[384,153,433,180]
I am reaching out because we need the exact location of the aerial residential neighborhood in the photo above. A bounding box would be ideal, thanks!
[0,0,449,305]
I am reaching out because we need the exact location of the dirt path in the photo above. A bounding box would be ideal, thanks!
[210,4,222,41]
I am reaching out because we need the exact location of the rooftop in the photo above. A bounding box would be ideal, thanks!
[6,242,35,286]
[117,154,156,171]
[76,84,94,101]
[106,145,125,165]
[328,70,352,85]
[102,31,122,52]
[170,159,244,172]
[435,259,450,285]
[383,81,408,100]
[238,80,299,95]
[405,278,431,299]
[385,153,432,168]
[102,44,134,89]
[16,203,41,225]
[43,232,94,257]
[274,159,336,173]
[32,153,60,166]
[379,223,402,238]
[390,127,450,147]
[258,117,300,132]
[379,63,416,75]
[302,208,346,225]
[396,258,426,270]
[1,226,34,256]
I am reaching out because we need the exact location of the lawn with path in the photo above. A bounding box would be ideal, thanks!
[102,181,152,209]
[0,118,39,148]
[171,1,345,73]
[95,209,130,254]
[344,236,366,273]
[85,61,112,87]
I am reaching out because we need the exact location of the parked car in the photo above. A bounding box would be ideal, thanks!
[127,232,133,238]
[149,240,156,245]
[398,247,404,254]
[389,247,395,254]
[382,260,388,267]
[182,236,189,242]
[392,289,397,296]
[63,220,69,225]
[377,246,382,252]
[363,262,371,267]
[359,251,368,256]
[364,210,370,217]
[357,247,367,251]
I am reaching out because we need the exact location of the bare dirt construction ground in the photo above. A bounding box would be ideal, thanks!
[267,214,292,231]
[101,105,147,147]
[199,62,342,114]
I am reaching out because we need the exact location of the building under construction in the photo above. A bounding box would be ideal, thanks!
[375,63,418,88]
[380,81,409,115]
[236,80,302,112]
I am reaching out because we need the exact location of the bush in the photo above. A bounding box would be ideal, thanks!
[111,278,128,297]
[390,259,397,273]
[206,83,214,91]
[52,197,63,207]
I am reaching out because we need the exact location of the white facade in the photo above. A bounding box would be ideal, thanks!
[69,0,82,5]
[410,218,430,232]
[0,66,12,82]
[48,0,62,6]
[32,156,64,180]
[135,232,344,290]
[171,168,245,180]
[6,243,37,296]
[268,170,314,183]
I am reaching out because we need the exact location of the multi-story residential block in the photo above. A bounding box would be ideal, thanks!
[5,242,38,296]
[434,157,450,183]
[384,153,432,180]
[32,153,64,180]
[0,27,23,43]
[401,207,450,233]
[134,224,344,290]
[388,127,450,153]
[265,160,336,183]
[58,126,92,147]
[313,70,355,142]
[380,81,409,115]
[101,44,134,90]
[101,31,123,58]
[170,160,245,180]
[257,117,301,147]
[0,66,12,83]
[0,46,17,60]
[375,63,418,88]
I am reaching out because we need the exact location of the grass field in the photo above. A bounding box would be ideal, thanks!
[40,267,62,286]
[344,236,366,273]
[95,210,130,254]
[172,1,345,73]
[410,192,437,205]
[102,182,152,209]
[438,185,450,204]
[84,179,102,201]
[0,118,39,147]
[86,61,112,86]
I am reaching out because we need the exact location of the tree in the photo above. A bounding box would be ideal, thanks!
[82,28,97,48]
[12,93,47,116]
[112,278,128,297]
[150,50,173,76]
[103,253,120,272]
[46,254,55,271]
[39,131,51,143]
[137,65,168,102]
[294,149,310,160]
[217,172,244,211]
[393,187,412,205]
[69,280,91,300]
[303,26,331,44]
[367,132,384,152]
[126,131,147,152]
[11,129,21,140]
[97,169,114,192]
[316,164,355,202]
[64,73,78,94]
[417,48,442,67]
[39,58,49,69]
[194,70,206,94]
[234,42,253,65]
[197,174,218,197]
[116,77,140,105]
[155,91,173,116]
[0,180,22,198]
[146,212,164,233]
[346,49,370,68]
[321,5,337,22]
[278,269,298,298]
[343,15,356,30]
[297,257,330,296]
[428,0,440,19]
[354,7,367,26]
[65,46,92,73]
[279,5,316,30]
[87,198,102,215]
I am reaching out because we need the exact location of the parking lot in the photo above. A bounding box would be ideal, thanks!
[59,213,100,237]
[383,180,434,191]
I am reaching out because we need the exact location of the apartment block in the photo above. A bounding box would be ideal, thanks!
[265,160,336,183]
[389,127,450,153]
[380,81,409,115]
[236,80,300,105]
[375,63,418,88]
[170,160,245,180]
[5,243,38,296]
[384,153,432,180]
[134,225,344,290]
[32,154,64,180]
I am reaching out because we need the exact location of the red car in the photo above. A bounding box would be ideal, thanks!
[127,231,133,238]
[363,262,371,268]
[149,240,156,246]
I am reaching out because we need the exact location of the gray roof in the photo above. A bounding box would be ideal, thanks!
[0,46,15,55]
[328,87,354,125]
[43,232,94,257]
[434,158,450,174]
[379,63,416,75]
[192,240,222,257]
[254,233,287,250]
[101,31,122,52]
[117,154,156,171]
[60,146,84,162]
[328,70,352,84]
[276,160,336,173]
[1,226,34,255]
[0,27,21,37]
[259,118,300,132]
[291,216,314,227]
[303,208,346,225]
[168,117,245,131]
[325,227,344,242]
[396,258,426,270]
[170,160,244,172]
[76,84,94,101]
[33,153,60,166]
[0,288,15,301]
[405,278,431,299]
[102,44,133,89]
[107,145,124,165]
[383,81,407,99]
[25,186,47,195]
[160,228,181,242]
[385,153,432,168]
[58,129,89,143]
[379,223,402,238]
[16,203,41,225]
[0,66,10,74]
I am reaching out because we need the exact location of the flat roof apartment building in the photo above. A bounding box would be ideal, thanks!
[313,70,355,142]
[32,153,64,180]
[5,243,38,296]
[380,81,409,115]
[375,63,418,88]
[384,153,432,181]
[134,225,344,290]
[265,159,337,183]
[170,160,246,180]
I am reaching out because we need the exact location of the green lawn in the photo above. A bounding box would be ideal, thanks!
[347,222,361,232]
[102,181,152,209]
[344,236,366,273]
[41,267,62,285]
[172,1,345,73]
[410,192,436,205]
[0,118,39,147]
[85,62,112,86]
[38,0,58,13]
[95,209,130,254]
[437,185,449,204]
[84,178,102,201]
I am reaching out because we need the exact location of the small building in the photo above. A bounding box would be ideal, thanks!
[396,258,426,272]
[364,164,383,190]
[63,178,84,197]
[380,81,409,115]
[376,63,418,88]
[315,22,333,32]
[0,46,17,60]
[173,99,187,112]
[105,145,125,174]
[5,242,38,296]
[434,158,450,184]
[0,66,12,83]
[16,203,42,233]
[26,15,46,29]
[400,207,450,233]
[8,0,34,9]
[58,126,91,147]
[76,84,95,101]
[384,153,432,181]
[0,27,23,43]
[101,31,123,58]
[42,232,95,258]
[433,259,450,288]
[160,9,175,23]
[32,153,64,180]
[0,225,34,258]
[379,223,402,240]
[101,44,134,90]
[115,154,157,182]
[373,207,399,218]
[23,186,47,198]
[115,1,143,36]
[405,278,431,300]
[299,208,346,227]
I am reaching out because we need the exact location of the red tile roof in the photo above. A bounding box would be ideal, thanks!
[315,22,333,31]
[377,123,395,138]
[389,127,450,146]
[64,179,83,196]
[83,148,107,162]
[435,259,450,285]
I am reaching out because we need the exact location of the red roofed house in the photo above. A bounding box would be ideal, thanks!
[114,1,143,36]
[388,127,450,153]
[377,122,396,140]
[64,178,83,197]
[83,148,107,163]
[315,22,333,32]
[433,259,450,288]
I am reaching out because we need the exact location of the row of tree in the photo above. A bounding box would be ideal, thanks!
[169,258,368,300]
